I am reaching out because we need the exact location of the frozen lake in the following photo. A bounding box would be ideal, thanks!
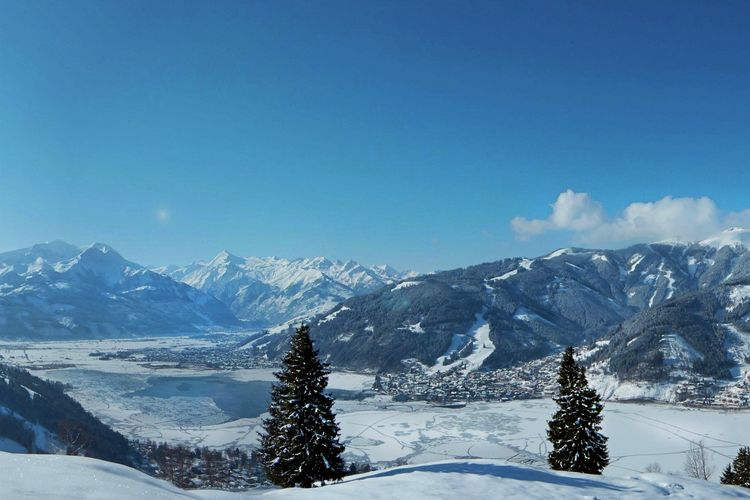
[127,375,273,419]
[44,366,750,482]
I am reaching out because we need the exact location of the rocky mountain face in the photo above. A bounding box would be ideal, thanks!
[156,252,415,327]
[295,229,750,374]
[0,242,241,339]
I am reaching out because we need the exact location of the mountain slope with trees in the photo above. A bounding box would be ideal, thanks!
[0,363,136,463]
[297,230,750,372]
[587,278,750,390]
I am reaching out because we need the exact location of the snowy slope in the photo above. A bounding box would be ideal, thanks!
[1,453,748,499]
[0,452,213,499]
[156,251,415,327]
[0,242,241,339]
[310,228,750,372]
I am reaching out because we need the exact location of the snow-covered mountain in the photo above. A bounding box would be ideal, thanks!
[585,278,750,402]
[291,228,750,373]
[1,454,747,499]
[0,241,241,339]
[155,251,415,327]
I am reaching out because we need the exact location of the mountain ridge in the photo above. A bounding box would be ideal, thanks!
[0,242,242,339]
[288,229,750,376]
[155,250,416,327]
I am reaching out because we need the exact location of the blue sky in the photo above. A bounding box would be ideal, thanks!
[1,1,748,272]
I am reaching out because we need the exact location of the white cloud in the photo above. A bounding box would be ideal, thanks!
[511,190,750,245]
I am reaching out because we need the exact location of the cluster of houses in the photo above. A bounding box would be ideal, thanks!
[92,343,274,371]
[691,378,750,408]
[376,357,560,403]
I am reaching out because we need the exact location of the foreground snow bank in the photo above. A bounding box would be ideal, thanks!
[2,453,749,499]
[0,452,223,500]
[256,460,750,499]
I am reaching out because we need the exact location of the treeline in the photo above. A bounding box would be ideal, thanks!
[0,363,135,464]
[133,440,266,489]
[598,293,734,381]
[303,279,483,371]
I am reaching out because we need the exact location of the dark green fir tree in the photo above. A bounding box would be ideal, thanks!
[547,346,609,474]
[722,447,750,488]
[259,323,346,488]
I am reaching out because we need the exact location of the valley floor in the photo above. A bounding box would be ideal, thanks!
[3,337,750,481]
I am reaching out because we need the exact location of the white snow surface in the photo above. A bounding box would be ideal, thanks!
[592,253,609,263]
[317,306,351,325]
[519,258,534,270]
[728,286,750,312]
[628,253,645,273]
[0,452,227,499]
[391,280,422,292]
[428,313,495,374]
[700,227,750,249]
[10,338,750,490]
[543,248,574,260]
[156,251,415,327]
[1,453,748,499]
[491,269,518,281]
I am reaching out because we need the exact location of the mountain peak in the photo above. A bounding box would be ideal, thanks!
[208,249,243,267]
[86,242,116,254]
[699,227,750,249]
[157,252,413,326]
[0,240,81,267]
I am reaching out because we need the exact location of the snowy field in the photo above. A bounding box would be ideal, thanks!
[2,338,750,481]
[3,453,750,499]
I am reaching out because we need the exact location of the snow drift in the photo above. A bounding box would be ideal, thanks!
[2,453,749,499]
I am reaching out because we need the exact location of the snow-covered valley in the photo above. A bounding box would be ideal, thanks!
[4,337,750,484]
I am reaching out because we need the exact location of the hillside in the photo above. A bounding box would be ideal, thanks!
[0,363,135,464]
[290,230,750,372]
[156,252,414,327]
[0,242,242,339]
[1,454,748,499]
[585,278,750,401]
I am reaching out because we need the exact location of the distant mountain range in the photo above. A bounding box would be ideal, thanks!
[289,228,750,384]
[0,241,241,338]
[4,231,750,397]
[0,241,413,338]
[154,251,415,327]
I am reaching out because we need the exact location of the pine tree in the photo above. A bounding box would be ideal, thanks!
[547,346,609,474]
[259,323,346,488]
[722,447,750,488]
[722,464,736,485]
